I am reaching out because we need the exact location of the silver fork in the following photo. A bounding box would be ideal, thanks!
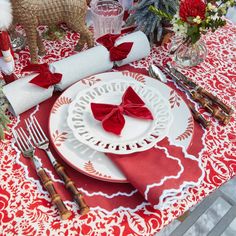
[25,116,90,215]
[13,127,71,220]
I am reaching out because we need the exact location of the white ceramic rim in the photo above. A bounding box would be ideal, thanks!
[67,79,173,154]
[48,72,194,183]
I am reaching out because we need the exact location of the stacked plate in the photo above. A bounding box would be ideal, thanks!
[49,72,194,183]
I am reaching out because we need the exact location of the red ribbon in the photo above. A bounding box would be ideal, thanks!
[22,63,62,89]
[96,34,133,62]
[91,86,153,135]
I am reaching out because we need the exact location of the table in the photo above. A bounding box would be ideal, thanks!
[0,22,235,235]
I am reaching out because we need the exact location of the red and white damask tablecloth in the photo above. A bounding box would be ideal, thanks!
[0,22,236,235]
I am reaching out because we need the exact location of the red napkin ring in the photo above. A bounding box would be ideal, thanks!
[96,34,133,62]
[22,63,62,89]
[91,86,153,135]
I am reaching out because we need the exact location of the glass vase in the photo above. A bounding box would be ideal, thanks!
[172,38,207,67]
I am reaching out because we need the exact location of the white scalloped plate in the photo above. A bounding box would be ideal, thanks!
[49,72,194,183]
[67,80,173,154]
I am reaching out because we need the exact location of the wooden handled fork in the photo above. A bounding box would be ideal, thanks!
[13,127,71,220]
[25,116,90,215]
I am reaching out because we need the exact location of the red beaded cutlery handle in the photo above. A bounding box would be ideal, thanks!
[37,168,72,220]
[54,163,90,215]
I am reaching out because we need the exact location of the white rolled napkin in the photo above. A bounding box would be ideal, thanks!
[3,31,151,116]
[50,45,114,91]
[3,74,54,116]
[115,31,151,67]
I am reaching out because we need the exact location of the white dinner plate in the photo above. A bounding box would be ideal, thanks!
[49,72,194,183]
[67,80,173,154]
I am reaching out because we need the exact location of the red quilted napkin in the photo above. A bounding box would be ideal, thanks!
[107,137,204,207]
[91,86,153,135]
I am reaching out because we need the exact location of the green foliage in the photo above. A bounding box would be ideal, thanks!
[126,0,178,41]
[43,25,66,41]
[148,5,173,21]
[0,107,10,140]
[187,26,201,44]
[208,18,227,32]
[0,85,10,140]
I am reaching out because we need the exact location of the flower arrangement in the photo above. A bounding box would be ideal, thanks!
[149,0,236,44]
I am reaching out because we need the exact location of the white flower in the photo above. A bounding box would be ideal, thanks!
[207,3,217,11]
[226,1,232,7]
[206,17,210,23]
[193,16,202,24]
[210,14,220,21]
[171,14,189,37]
[219,5,227,15]
[172,13,179,21]
[172,22,188,37]
[221,8,227,14]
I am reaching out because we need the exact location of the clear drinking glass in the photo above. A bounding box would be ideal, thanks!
[91,0,124,39]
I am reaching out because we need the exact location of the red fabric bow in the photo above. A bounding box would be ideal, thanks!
[22,63,62,89]
[97,34,133,62]
[91,86,153,135]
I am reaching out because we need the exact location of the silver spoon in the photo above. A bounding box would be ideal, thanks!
[148,64,167,83]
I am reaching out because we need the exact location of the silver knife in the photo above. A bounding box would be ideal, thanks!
[148,64,211,128]
[166,63,233,115]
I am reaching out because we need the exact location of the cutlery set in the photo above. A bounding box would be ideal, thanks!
[149,64,233,128]
[13,116,90,219]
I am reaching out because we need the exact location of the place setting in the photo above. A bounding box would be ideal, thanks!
[8,63,207,219]
[17,68,204,216]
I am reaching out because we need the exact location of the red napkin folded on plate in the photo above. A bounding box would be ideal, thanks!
[91,86,153,135]
[107,137,204,208]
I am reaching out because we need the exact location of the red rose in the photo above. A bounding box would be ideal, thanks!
[179,0,206,22]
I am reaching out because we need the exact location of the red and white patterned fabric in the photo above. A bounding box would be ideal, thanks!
[108,137,204,208]
[0,22,236,235]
